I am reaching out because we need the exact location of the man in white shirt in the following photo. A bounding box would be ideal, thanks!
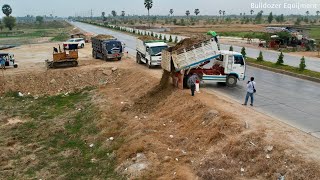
[243,77,256,106]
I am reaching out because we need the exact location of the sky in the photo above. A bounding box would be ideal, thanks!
[1,0,319,17]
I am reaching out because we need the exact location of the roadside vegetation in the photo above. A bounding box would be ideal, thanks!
[0,89,124,179]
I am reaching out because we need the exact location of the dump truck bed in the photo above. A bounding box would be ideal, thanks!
[161,39,219,72]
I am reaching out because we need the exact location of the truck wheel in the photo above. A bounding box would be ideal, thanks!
[226,75,237,87]
[118,57,122,61]
[92,50,97,59]
[81,44,84,48]
[146,60,152,69]
[14,64,18,68]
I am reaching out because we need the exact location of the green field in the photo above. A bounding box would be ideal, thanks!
[0,21,72,44]
[309,26,320,40]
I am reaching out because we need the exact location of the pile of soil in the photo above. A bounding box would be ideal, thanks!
[138,36,159,41]
[132,70,173,114]
[93,34,115,40]
[0,66,120,96]
[167,34,211,52]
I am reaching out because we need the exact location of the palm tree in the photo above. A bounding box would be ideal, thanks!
[144,0,153,28]
[111,10,117,25]
[250,10,254,15]
[194,9,200,16]
[102,12,106,21]
[317,11,320,18]
[306,11,310,17]
[121,11,125,22]
[186,10,190,17]
[240,13,242,16]
[222,10,226,20]
[2,4,12,17]
[169,9,174,16]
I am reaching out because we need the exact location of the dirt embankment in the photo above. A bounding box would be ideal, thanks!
[93,69,320,179]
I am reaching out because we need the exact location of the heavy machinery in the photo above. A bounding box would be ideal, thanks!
[46,44,79,69]
[92,34,124,61]
[161,37,246,88]
[136,36,169,68]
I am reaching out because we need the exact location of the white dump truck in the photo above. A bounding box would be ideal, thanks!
[161,38,246,88]
[136,37,169,68]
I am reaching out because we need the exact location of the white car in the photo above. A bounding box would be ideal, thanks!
[63,38,86,49]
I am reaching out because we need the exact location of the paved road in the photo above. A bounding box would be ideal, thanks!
[71,21,320,138]
[220,44,320,72]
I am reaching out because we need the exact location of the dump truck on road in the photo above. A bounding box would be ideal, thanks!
[161,37,246,88]
[92,34,124,61]
[136,36,169,68]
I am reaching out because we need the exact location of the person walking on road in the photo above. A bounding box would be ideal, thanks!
[243,77,256,106]
[188,73,199,96]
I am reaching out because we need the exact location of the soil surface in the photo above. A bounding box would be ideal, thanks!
[1,43,320,179]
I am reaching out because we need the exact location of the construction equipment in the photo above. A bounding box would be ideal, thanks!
[161,37,246,88]
[46,44,79,69]
[136,36,168,68]
[92,34,124,61]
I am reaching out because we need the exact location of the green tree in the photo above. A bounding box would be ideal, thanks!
[276,52,284,65]
[299,56,306,71]
[169,35,173,42]
[2,4,12,17]
[194,9,200,16]
[174,36,178,43]
[159,34,162,40]
[255,11,263,24]
[121,11,125,22]
[3,16,16,30]
[277,31,291,46]
[164,35,167,42]
[229,45,233,51]
[268,12,273,23]
[186,10,190,17]
[36,16,44,24]
[144,0,153,28]
[241,47,246,58]
[257,51,263,61]
[0,21,3,31]
[169,9,174,16]
[102,12,106,21]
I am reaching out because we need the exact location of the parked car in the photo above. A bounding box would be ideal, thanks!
[63,38,86,49]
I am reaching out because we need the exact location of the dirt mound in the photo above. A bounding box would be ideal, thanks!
[0,66,120,96]
[167,35,211,52]
[138,36,159,41]
[93,34,115,40]
[132,70,173,114]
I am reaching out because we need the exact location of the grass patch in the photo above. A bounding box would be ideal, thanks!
[247,57,320,79]
[0,89,125,179]
[309,26,320,40]
[218,31,268,39]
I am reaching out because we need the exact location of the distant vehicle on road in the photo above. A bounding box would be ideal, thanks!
[136,37,169,68]
[91,34,124,61]
[63,38,86,49]
[0,53,18,68]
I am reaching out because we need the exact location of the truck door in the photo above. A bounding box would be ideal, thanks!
[232,55,246,80]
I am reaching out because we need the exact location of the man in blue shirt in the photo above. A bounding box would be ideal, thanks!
[243,77,256,106]
[0,56,5,70]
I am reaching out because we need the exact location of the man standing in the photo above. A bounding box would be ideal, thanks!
[243,77,256,106]
[188,73,199,96]
[0,56,5,70]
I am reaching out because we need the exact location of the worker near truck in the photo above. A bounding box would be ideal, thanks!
[243,77,256,106]
[188,73,199,96]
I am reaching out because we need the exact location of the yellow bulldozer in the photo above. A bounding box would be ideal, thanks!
[46,44,79,69]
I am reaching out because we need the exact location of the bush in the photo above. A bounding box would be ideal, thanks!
[229,46,233,51]
[159,34,162,40]
[276,52,284,65]
[169,35,173,42]
[241,47,246,58]
[299,56,306,71]
[174,36,179,43]
[164,36,167,42]
[257,51,264,61]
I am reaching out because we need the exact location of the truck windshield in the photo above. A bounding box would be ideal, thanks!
[106,41,122,51]
[150,46,168,56]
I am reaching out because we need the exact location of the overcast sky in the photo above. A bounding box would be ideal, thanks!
[1,0,319,17]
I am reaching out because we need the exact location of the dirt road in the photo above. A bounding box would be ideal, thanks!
[1,43,320,179]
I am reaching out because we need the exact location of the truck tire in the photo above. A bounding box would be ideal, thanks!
[81,44,84,48]
[226,75,237,87]
[146,60,152,69]
[92,50,97,59]
[14,64,18,68]
[118,57,122,61]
